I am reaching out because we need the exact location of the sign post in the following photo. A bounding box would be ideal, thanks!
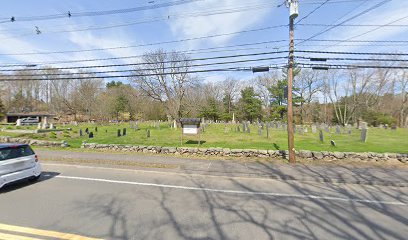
[180,118,201,145]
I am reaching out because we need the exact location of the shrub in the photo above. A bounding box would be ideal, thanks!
[362,111,396,127]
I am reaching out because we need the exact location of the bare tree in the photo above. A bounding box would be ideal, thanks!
[295,69,323,124]
[396,69,408,127]
[131,49,197,120]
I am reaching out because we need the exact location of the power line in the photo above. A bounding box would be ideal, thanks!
[298,63,408,69]
[298,23,408,27]
[297,50,408,56]
[296,56,408,62]
[0,2,283,37]
[0,51,288,72]
[0,66,286,82]
[295,0,329,24]
[0,56,288,75]
[0,25,288,56]
[323,14,408,49]
[297,0,392,45]
[0,0,204,23]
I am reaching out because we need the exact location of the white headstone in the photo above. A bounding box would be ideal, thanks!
[173,120,177,129]
[16,119,22,126]
[232,113,236,124]
[50,123,54,129]
[37,123,42,129]
[312,125,317,133]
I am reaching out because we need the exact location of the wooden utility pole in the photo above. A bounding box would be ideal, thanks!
[287,0,298,163]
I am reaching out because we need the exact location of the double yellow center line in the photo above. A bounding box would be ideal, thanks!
[0,223,101,240]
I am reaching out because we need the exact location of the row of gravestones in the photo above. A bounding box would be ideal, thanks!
[318,128,368,143]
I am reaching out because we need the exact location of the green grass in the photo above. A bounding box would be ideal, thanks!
[1,123,408,153]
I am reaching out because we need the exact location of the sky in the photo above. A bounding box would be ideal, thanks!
[0,0,407,83]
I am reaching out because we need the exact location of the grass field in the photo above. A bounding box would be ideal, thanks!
[1,122,408,153]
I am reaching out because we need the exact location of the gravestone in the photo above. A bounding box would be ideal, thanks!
[348,129,352,135]
[105,129,108,133]
[319,130,324,142]
[173,120,177,129]
[336,125,341,134]
[360,121,368,130]
[391,125,397,130]
[85,128,89,134]
[312,125,317,134]
[79,129,83,137]
[123,128,127,136]
[89,132,94,139]
[247,125,251,133]
[324,125,330,133]
[95,127,98,132]
[117,129,121,137]
[242,123,246,133]
[146,129,151,138]
[361,128,368,142]
[37,123,42,130]
[258,127,262,136]
[330,140,336,147]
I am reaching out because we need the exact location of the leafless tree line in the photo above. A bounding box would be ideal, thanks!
[0,50,407,126]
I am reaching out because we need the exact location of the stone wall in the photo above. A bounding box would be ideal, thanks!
[81,143,408,163]
[0,136,68,148]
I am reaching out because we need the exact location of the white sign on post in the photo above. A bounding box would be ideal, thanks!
[182,125,199,135]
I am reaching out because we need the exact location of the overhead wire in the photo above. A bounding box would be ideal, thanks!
[0,51,289,72]
[0,2,283,37]
[295,0,330,24]
[0,65,287,82]
[0,0,205,23]
[0,25,288,56]
[297,0,392,46]
[0,56,289,75]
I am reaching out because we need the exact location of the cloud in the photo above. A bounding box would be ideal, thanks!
[167,0,273,47]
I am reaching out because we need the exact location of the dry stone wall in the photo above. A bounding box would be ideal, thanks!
[81,142,408,163]
[0,136,68,148]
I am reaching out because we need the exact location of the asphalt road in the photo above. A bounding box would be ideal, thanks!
[0,163,407,240]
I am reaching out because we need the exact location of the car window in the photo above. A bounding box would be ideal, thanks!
[0,146,35,161]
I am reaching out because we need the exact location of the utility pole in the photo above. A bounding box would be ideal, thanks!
[286,0,299,163]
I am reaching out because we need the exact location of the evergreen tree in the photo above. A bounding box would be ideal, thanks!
[199,98,220,121]
[268,64,303,120]
[239,87,262,122]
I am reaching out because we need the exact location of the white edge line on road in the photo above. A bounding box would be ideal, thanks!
[53,175,407,206]
[41,163,408,188]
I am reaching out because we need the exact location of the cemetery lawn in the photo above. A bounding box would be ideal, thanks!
[1,123,408,153]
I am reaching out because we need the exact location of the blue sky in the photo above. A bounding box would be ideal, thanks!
[0,0,407,82]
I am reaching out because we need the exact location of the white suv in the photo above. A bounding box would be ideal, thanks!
[0,144,42,188]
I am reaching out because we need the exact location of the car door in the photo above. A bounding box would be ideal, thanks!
[0,146,36,176]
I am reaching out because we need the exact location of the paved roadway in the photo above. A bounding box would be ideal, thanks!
[0,162,407,240]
